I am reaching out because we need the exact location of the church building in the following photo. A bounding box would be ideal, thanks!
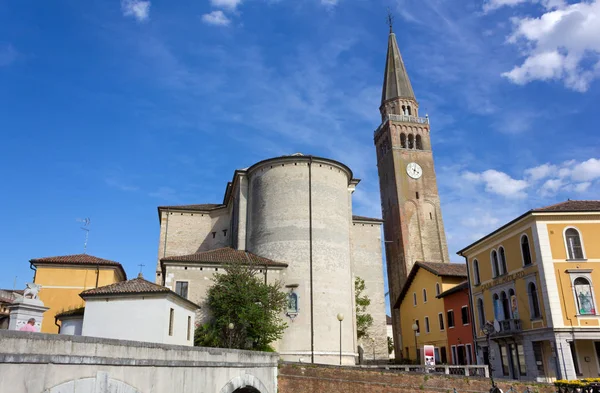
[154,154,388,365]
[374,25,452,358]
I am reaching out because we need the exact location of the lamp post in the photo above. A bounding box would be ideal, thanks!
[337,313,344,365]
[228,322,235,349]
[412,322,420,364]
[481,321,497,393]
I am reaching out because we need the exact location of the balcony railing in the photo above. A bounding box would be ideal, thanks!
[493,319,522,336]
[374,114,430,136]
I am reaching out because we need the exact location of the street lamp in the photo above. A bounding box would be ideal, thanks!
[412,322,420,364]
[228,322,235,349]
[481,321,498,393]
[337,313,344,366]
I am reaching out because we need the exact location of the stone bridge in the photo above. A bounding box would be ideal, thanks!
[0,330,277,393]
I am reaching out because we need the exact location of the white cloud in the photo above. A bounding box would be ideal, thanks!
[571,158,600,181]
[210,0,242,11]
[524,163,557,181]
[0,44,17,66]
[321,0,339,6]
[573,182,592,193]
[202,10,231,26]
[540,178,564,196]
[462,169,529,199]
[121,0,150,22]
[484,0,566,12]
[502,0,600,92]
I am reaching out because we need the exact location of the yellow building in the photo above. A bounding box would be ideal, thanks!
[458,200,600,382]
[394,261,467,363]
[30,254,127,333]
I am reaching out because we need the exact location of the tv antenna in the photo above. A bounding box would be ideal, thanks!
[77,218,91,253]
[138,264,145,276]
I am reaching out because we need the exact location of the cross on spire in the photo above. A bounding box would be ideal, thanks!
[386,9,394,33]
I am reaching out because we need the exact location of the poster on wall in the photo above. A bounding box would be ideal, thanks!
[424,345,435,366]
[510,295,519,319]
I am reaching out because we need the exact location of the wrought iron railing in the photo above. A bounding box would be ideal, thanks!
[493,319,522,336]
[374,114,430,136]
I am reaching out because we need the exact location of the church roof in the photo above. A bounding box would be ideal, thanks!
[30,254,127,280]
[161,247,288,268]
[381,30,415,104]
[394,262,467,309]
[352,215,384,223]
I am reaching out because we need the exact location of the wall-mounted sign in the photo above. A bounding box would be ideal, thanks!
[480,270,526,291]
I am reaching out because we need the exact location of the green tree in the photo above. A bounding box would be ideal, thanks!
[388,336,394,355]
[355,276,373,339]
[194,262,288,351]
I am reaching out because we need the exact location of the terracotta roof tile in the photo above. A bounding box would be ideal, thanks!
[534,200,600,212]
[352,215,384,223]
[80,277,170,297]
[30,254,127,280]
[161,247,288,268]
[55,307,85,318]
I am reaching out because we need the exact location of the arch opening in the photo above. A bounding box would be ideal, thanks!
[233,388,262,393]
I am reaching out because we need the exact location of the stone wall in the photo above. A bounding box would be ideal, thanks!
[278,363,555,393]
[0,330,277,393]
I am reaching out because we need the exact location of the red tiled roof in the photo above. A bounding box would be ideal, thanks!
[158,204,226,211]
[352,215,384,223]
[395,262,467,309]
[80,276,170,297]
[55,307,85,318]
[30,254,127,280]
[534,200,600,212]
[161,247,288,268]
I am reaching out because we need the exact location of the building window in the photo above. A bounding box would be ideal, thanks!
[408,134,414,149]
[413,292,417,306]
[473,259,480,285]
[451,346,457,365]
[416,135,423,150]
[423,288,428,303]
[461,306,469,325]
[287,292,299,314]
[500,345,510,376]
[521,235,532,266]
[517,344,527,375]
[447,310,455,328]
[532,342,546,377]
[493,293,500,319]
[187,316,192,341]
[401,133,407,148]
[440,347,447,364]
[529,282,541,319]
[477,298,485,328]
[438,312,445,330]
[434,347,441,363]
[425,316,430,333]
[565,228,585,260]
[436,283,441,296]
[499,247,507,275]
[466,344,473,365]
[500,291,510,320]
[169,308,174,336]
[574,277,596,315]
[175,281,188,299]
[491,250,499,278]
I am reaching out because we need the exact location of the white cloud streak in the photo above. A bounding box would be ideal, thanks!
[202,10,231,26]
[210,0,243,11]
[121,0,150,22]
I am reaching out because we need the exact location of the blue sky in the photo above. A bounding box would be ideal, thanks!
[1,0,599,296]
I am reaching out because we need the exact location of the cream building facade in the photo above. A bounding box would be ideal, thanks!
[154,154,388,365]
[459,200,600,382]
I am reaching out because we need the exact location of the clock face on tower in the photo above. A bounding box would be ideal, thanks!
[406,162,423,179]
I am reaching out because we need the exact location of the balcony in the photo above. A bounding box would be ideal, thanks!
[492,319,522,337]
[374,114,430,136]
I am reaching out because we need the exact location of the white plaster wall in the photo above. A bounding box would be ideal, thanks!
[246,157,356,364]
[82,296,195,346]
[61,317,83,336]
[351,222,388,361]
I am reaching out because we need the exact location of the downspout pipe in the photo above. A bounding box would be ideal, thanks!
[54,316,61,334]
[29,262,37,283]
[309,156,314,364]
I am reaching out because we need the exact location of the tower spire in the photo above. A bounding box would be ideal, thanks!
[381,24,415,105]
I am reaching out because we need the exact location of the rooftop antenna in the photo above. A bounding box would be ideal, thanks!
[76,218,91,253]
[386,8,394,33]
[138,264,145,277]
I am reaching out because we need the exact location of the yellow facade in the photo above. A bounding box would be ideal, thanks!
[459,201,600,382]
[399,266,464,362]
[34,264,125,333]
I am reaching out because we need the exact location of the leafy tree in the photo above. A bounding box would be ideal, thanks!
[355,276,374,339]
[388,336,394,355]
[194,262,288,351]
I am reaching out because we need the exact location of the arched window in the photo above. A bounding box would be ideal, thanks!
[574,277,596,315]
[491,250,499,278]
[565,228,585,260]
[473,259,481,285]
[508,288,516,319]
[521,235,532,266]
[402,105,406,115]
[529,282,541,319]
[436,283,441,296]
[400,133,407,148]
[416,135,423,150]
[499,247,507,275]
[477,298,485,328]
[423,288,428,303]
[408,134,414,149]
[407,105,412,115]
[287,292,299,314]
[500,291,510,321]
[492,293,500,320]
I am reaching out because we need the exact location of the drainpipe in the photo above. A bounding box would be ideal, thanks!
[95,265,100,288]
[29,262,37,283]
[309,156,314,364]
[557,268,574,379]
[54,316,61,334]
[463,255,478,365]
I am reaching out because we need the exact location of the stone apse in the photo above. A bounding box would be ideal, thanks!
[0,331,277,393]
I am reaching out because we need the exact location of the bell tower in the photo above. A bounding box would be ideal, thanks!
[374,24,450,357]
